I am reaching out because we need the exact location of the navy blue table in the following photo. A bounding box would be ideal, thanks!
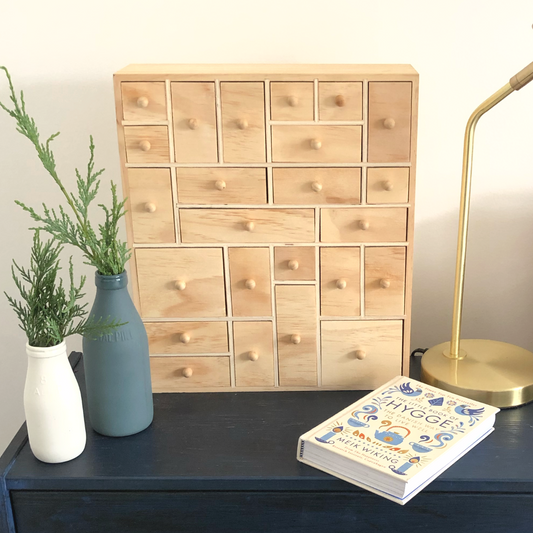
[1,353,532,533]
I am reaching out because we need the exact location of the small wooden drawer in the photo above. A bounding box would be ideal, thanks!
[319,82,363,121]
[229,247,272,317]
[276,285,317,387]
[234,321,275,387]
[270,82,314,121]
[128,168,175,244]
[180,208,315,244]
[367,168,409,204]
[321,320,403,389]
[320,247,360,316]
[171,82,218,163]
[365,247,406,316]
[177,168,267,205]
[273,168,361,205]
[124,126,170,163]
[145,322,229,354]
[151,356,231,391]
[136,248,226,318]
[271,125,362,163]
[368,82,412,162]
[121,82,167,121]
[221,82,266,163]
[274,246,315,281]
[321,207,407,243]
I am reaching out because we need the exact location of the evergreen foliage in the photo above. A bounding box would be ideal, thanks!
[0,66,131,275]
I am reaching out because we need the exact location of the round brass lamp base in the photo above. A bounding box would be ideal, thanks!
[421,339,533,408]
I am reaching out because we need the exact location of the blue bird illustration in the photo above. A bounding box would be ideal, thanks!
[399,382,422,397]
[454,405,485,426]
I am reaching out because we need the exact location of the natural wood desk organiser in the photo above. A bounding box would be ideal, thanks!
[113,64,419,392]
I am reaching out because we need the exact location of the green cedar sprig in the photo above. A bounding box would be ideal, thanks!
[5,231,124,347]
[0,66,130,275]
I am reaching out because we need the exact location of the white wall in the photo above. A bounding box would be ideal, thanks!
[1,0,533,454]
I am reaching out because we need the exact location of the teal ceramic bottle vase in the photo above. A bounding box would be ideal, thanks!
[82,271,153,437]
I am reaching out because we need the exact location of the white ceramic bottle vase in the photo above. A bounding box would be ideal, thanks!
[24,341,86,463]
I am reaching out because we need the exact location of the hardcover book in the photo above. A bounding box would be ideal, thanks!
[297,376,499,504]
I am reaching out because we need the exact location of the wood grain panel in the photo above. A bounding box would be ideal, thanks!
[368,82,412,162]
[320,247,360,316]
[321,207,407,243]
[367,168,409,204]
[319,82,362,121]
[274,246,315,281]
[177,168,266,205]
[128,168,175,243]
[276,285,317,386]
[272,125,361,163]
[171,82,218,163]
[229,247,272,317]
[273,167,360,205]
[234,321,275,387]
[146,322,228,354]
[365,247,406,316]
[221,82,266,163]
[136,248,226,318]
[121,82,167,121]
[271,82,314,121]
[124,126,170,163]
[321,320,402,388]
[180,208,315,244]
[150,356,230,391]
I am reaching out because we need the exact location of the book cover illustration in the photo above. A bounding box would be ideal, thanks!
[303,377,498,481]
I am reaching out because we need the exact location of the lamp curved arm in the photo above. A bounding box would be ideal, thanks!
[449,60,533,359]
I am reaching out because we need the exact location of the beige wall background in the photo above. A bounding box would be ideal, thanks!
[1,0,533,454]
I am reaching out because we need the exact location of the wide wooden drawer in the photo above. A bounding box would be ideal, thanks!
[319,82,363,121]
[150,356,231,391]
[367,167,409,204]
[124,126,170,163]
[321,320,403,388]
[321,207,407,243]
[177,168,267,205]
[135,248,226,318]
[273,168,361,205]
[234,321,275,387]
[145,321,229,354]
[271,125,362,163]
[121,82,167,121]
[270,82,314,121]
[180,208,315,243]
[128,168,175,244]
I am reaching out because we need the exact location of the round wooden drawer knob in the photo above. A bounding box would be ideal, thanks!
[179,333,191,344]
[245,279,256,290]
[383,118,396,129]
[139,140,151,152]
[136,96,149,108]
[358,220,370,231]
[244,221,255,232]
[335,94,346,107]
[336,279,347,290]
[380,278,391,289]
[215,180,226,191]
[288,259,299,271]
[287,95,299,107]
[182,367,193,378]
[354,349,366,360]
[237,118,248,130]
[310,139,322,150]
[382,180,394,191]
[311,181,323,193]
[144,202,157,213]
[188,118,200,130]
[291,334,301,345]
[248,351,259,361]
[175,280,187,291]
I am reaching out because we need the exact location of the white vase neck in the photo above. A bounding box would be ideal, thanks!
[26,340,67,359]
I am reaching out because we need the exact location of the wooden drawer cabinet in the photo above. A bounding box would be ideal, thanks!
[114,64,418,391]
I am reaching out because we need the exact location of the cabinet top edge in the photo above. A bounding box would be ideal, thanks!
[114,64,419,80]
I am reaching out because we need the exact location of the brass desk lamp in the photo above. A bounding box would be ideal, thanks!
[421,61,533,408]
